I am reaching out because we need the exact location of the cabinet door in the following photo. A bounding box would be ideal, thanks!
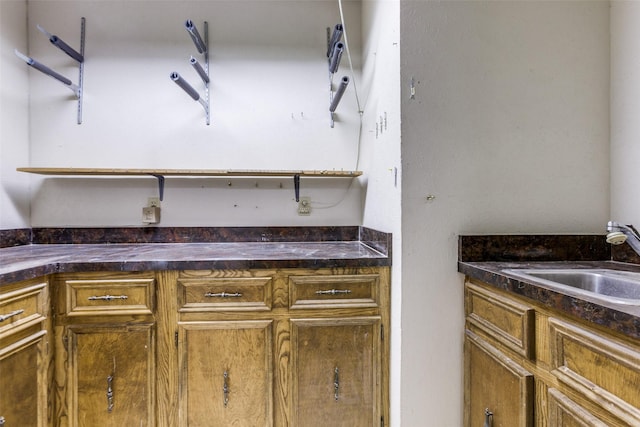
[464,329,534,427]
[0,330,47,427]
[178,320,273,427]
[290,317,381,427]
[63,324,155,427]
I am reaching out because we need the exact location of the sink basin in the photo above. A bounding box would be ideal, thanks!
[502,269,640,305]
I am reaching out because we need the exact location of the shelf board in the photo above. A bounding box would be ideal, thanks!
[17,167,363,202]
[17,167,362,178]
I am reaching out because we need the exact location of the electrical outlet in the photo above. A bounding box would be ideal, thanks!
[142,206,161,224]
[147,197,160,207]
[297,197,311,216]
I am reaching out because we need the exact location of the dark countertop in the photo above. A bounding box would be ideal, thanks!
[458,235,640,341]
[0,241,390,285]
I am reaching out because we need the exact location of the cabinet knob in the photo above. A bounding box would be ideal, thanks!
[0,416,5,426]
[484,408,493,427]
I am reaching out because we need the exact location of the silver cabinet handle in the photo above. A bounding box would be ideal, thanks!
[0,309,24,322]
[484,408,493,427]
[0,415,5,426]
[315,289,352,295]
[88,295,128,301]
[106,374,114,412]
[205,292,242,298]
[223,371,230,407]
[333,367,340,401]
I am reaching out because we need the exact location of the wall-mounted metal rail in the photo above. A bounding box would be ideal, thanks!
[14,17,86,124]
[327,24,350,128]
[171,20,210,125]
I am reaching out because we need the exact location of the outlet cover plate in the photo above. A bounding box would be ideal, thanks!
[297,197,311,216]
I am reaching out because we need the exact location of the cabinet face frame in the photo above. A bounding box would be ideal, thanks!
[5,267,389,427]
[465,278,640,427]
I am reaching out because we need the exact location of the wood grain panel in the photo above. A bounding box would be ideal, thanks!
[0,330,48,427]
[178,320,273,426]
[0,281,47,338]
[548,388,608,427]
[64,278,155,317]
[290,317,381,427]
[289,274,379,310]
[178,277,272,312]
[464,329,534,427]
[65,323,156,427]
[466,280,535,359]
[549,317,640,425]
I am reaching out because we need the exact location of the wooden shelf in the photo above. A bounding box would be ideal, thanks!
[17,167,363,201]
[17,167,362,178]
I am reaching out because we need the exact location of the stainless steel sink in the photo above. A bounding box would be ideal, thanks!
[502,269,640,305]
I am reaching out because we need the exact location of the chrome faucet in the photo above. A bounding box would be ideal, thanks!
[606,221,640,256]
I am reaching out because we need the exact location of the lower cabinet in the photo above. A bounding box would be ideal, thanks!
[464,329,534,427]
[53,273,157,427]
[0,278,49,427]
[61,324,156,427]
[465,278,640,427]
[178,320,273,426]
[0,329,48,427]
[0,266,389,427]
[290,317,381,427]
[173,268,390,427]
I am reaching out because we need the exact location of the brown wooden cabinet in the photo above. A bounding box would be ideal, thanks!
[464,278,640,427]
[290,317,381,427]
[53,273,156,427]
[464,329,534,427]
[178,320,274,426]
[170,267,390,427]
[0,265,389,427]
[0,278,49,427]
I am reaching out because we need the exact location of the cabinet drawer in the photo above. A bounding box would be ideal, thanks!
[64,278,155,317]
[547,388,609,427]
[289,274,379,310]
[549,317,640,425]
[0,281,47,337]
[178,277,273,312]
[465,281,535,359]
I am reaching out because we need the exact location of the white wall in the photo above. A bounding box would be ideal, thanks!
[1,1,619,426]
[360,1,401,425]
[399,1,609,425]
[19,0,365,227]
[611,1,640,225]
[0,0,30,229]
